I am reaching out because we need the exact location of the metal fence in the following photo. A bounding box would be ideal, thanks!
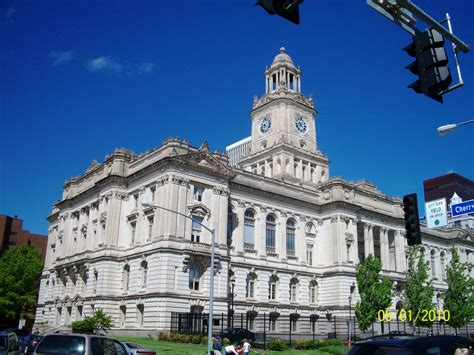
[170,312,474,349]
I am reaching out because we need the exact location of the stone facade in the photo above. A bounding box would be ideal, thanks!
[35,49,473,333]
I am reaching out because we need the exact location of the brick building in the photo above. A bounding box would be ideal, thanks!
[0,214,48,260]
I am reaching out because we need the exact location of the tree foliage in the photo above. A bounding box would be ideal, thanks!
[0,244,43,320]
[355,255,393,332]
[404,245,434,329]
[71,309,113,334]
[443,247,474,331]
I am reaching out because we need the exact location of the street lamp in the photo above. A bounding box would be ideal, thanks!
[437,119,474,136]
[142,202,216,355]
[348,284,356,347]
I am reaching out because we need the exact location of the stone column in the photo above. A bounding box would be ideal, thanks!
[107,192,124,246]
[235,203,245,253]
[364,223,370,258]
[380,228,389,269]
[167,176,180,237]
[395,230,405,272]
[331,215,344,264]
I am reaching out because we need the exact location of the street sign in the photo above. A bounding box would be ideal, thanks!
[425,198,448,228]
[451,199,474,217]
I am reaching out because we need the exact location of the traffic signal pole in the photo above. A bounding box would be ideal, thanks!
[368,0,470,101]
[396,0,470,53]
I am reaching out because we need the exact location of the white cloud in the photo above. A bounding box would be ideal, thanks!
[135,62,154,74]
[85,57,154,75]
[49,50,74,66]
[86,56,123,73]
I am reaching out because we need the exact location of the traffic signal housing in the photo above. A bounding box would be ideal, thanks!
[255,0,303,25]
[403,193,421,246]
[403,28,452,103]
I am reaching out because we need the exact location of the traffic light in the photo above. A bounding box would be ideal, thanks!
[403,193,421,246]
[255,0,303,25]
[403,28,452,103]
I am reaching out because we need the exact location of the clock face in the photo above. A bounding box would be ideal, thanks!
[294,114,308,134]
[259,115,272,134]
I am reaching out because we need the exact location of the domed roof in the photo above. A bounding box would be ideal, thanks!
[272,47,294,66]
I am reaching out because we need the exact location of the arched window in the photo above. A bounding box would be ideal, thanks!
[189,262,201,291]
[122,264,130,292]
[266,214,276,254]
[244,209,255,250]
[305,222,316,238]
[430,250,437,279]
[286,219,296,256]
[309,280,318,304]
[269,275,278,301]
[140,260,148,289]
[246,273,256,299]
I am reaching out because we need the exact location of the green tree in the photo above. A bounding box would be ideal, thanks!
[404,245,434,331]
[355,255,393,332]
[71,309,113,334]
[0,244,43,320]
[443,247,474,333]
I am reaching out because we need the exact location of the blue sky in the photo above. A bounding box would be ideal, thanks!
[1,0,473,234]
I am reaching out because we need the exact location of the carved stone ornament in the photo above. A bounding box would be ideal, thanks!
[330,216,339,223]
[323,190,331,201]
[317,219,324,226]
[237,200,246,208]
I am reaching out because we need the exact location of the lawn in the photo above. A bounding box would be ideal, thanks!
[114,336,348,354]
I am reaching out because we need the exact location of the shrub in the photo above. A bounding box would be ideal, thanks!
[158,332,169,341]
[169,333,179,342]
[267,339,288,351]
[71,309,112,334]
[200,336,207,345]
[191,335,201,344]
[222,337,230,346]
[178,334,188,343]
[294,339,309,349]
[318,345,347,355]
[324,338,342,346]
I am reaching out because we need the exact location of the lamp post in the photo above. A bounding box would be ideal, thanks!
[437,119,474,136]
[142,202,216,355]
[348,284,356,347]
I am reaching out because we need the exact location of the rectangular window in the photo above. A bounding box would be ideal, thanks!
[191,216,203,243]
[193,186,203,202]
[130,222,136,245]
[290,285,297,302]
[310,287,316,303]
[306,244,313,266]
[147,216,154,241]
[247,280,255,298]
[270,319,277,332]
[133,194,139,209]
[269,283,276,300]
[290,319,297,332]
[244,224,255,248]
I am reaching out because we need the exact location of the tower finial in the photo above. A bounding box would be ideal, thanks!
[280,47,286,53]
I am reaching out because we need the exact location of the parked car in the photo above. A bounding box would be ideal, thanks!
[21,335,43,354]
[348,335,473,355]
[219,328,256,344]
[33,333,127,355]
[121,342,156,355]
[0,332,21,355]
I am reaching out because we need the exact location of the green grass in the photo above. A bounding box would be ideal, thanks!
[114,336,348,354]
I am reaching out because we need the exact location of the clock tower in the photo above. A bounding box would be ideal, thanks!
[240,48,329,185]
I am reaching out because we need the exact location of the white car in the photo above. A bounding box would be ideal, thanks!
[121,342,156,355]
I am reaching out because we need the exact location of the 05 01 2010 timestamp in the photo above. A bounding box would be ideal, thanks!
[377,309,451,322]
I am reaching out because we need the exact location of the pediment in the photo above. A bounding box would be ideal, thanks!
[187,203,211,218]
[173,151,235,179]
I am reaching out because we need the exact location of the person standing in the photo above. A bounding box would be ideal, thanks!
[213,336,222,355]
[242,338,251,355]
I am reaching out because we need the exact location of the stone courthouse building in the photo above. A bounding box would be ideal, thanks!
[35,48,473,334]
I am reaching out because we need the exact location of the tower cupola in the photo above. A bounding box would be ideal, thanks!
[265,47,301,94]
